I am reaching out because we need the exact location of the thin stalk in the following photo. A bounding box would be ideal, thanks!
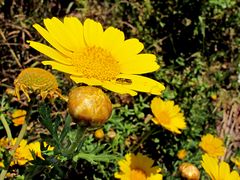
[0,114,12,140]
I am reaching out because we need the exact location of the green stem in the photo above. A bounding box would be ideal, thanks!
[65,125,88,156]
[0,99,34,180]
[0,114,12,140]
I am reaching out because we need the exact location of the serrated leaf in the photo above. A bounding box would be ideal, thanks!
[60,114,71,142]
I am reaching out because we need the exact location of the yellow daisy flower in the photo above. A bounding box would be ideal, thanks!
[0,138,52,166]
[28,17,165,96]
[150,97,186,134]
[14,68,61,102]
[201,154,240,180]
[11,109,27,126]
[199,134,225,157]
[114,153,162,180]
[0,138,31,166]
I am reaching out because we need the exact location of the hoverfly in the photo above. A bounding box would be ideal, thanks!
[116,78,132,85]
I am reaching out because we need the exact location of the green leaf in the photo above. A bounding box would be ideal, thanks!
[38,104,60,148]
[38,104,54,135]
[60,114,72,143]
[73,152,119,165]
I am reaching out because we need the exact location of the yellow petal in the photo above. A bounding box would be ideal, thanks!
[100,27,124,51]
[114,38,144,63]
[151,97,163,117]
[201,154,219,179]
[122,38,144,54]
[102,81,137,96]
[33,24,72,57]
[44,17,76,51]
[42,61,82,76]
[172,117,186,129]
[164,124,181,134]
[120,54,159,74]
[117,38,143,58]
[219,162,230,178]
[149,174,163,180]
[28,41,72,65]
[229,171,240,179]
[116,74,165,95]
[70,76,102,85]
[83,18,103,46]
[63,17,86,50]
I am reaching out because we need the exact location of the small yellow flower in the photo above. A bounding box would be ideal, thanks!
[14,68,61,102]
[177,149,187,160]
[199,134,225,157]
[150,97,186,134]
[201,154,240,180]
[94,128,105,139]
[28,17,165,96]
[115,153,163,180]
[11,109,27,126]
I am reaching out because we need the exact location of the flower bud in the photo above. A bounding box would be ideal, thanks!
[177,149,187,160]
[68,86,112,126]
[179,163,200,180]
[94,128,105,139]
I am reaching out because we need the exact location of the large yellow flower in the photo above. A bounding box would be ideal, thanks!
[150,97,186,134]
[201,154,240,180]
[28,17,165,96]
[199,134,225,157]
[115,153,162,180]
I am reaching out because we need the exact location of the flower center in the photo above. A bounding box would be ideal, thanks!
[130,168,147,180]
[158,111,171,125]
[72,46,120,81]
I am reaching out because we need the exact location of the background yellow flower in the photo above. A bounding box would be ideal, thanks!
[151,97,186,134]
[11,109,27,126]
[28,17,165,96]
[201,154,240,180]
[0,138,52,166]
[115,153,162,180]
[11,139,33,166]
[199,134,225,157]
